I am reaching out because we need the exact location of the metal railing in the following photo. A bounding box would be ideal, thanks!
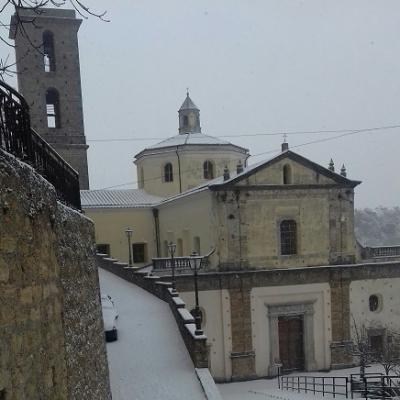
[350,373,400,399]
[152,257,192,271]
[369,246,400,258]
[0,80,81,210]
[279,375,349,398]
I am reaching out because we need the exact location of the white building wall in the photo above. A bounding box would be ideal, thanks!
[179,290,232,381]
[350,278,400,333]
[251,283,332,377]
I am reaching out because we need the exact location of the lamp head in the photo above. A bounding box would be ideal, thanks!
[125,227,133,238]
[189,251,203,270]
[168,242,177,255]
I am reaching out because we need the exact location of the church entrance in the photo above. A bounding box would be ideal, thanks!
[278,315,305,372]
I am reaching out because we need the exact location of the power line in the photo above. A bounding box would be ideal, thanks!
[86,123,400,143]
[92,123,399,190]
[251,124,400,158]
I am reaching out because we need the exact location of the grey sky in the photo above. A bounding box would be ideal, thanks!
[5,0,400,208]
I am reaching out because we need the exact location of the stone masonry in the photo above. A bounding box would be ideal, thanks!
[0,148,111,399]
[9,8,90,189]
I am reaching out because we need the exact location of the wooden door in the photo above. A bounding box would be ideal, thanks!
[278,315,305,372]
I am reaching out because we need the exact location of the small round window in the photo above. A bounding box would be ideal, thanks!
[369,295,380,312]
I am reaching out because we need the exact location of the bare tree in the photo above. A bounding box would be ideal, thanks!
[0,1,107,77]
[348,319,375,378]
[374,332,400,376]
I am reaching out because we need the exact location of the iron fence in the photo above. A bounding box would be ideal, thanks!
[350,373,400,399]
[279,375,349,398]
[0,80,81,210]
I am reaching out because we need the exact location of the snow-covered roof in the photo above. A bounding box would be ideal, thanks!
[147,132,234,149]
[179,94,199,110]
[81,189,164,209]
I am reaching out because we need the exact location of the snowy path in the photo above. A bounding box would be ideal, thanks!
[99,268,206,400]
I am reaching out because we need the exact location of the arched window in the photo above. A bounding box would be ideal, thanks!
[283,164,292,184]
[280,220,297,255]
[164,162,173,182]
[203,160,214,180]
[43,31,55,72]
[193,236,201,254]
[183,115,189,126]
[46,88,60,128]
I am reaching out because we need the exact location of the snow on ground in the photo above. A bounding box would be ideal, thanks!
[218,365,387,400]
[98,268,206,400]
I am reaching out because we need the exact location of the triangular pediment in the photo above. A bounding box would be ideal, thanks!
[211,150,361,188]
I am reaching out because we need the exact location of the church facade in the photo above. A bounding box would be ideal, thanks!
[9,4,400,386]
[81,94,400,382]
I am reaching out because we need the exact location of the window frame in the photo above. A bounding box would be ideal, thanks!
[43,30,56,72]
[203,160,214,180]
[163,162,174,183]
[132,243,147,264]
[283,164,292,184]
[280,219,298,256]
[45,88,61,128]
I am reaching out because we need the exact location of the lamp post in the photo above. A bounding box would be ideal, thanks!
[188,251,204,335]
[125,227,133,267]
[167,242,177,292]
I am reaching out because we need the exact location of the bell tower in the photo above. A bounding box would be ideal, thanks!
[178,91,201,134]
[9,8,90,189]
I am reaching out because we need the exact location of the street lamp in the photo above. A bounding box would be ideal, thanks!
[125,227,133,267]
[167,242,177,292]
[188,251,204,335]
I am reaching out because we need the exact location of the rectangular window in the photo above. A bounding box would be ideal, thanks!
[132,243,147,263]
[96,244,110,255]
[280,220,297,255]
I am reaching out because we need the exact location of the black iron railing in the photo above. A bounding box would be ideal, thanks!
[279,375,349,398]
[350,373,400,399]
[0,80,81,210]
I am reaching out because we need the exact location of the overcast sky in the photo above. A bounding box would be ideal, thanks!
[4,0,400,208]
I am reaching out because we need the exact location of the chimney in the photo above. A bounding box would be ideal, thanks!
[236,160,244,174]
[223,166,230,181]
[281,142,289,151]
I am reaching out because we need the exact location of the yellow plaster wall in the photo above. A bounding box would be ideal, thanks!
[158,190,216,259]
[84,208,157,267]
[135,147,247,197]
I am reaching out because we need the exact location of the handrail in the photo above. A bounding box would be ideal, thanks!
[279,375,349,398]
[0,80,81,210]
[349,373,400,400]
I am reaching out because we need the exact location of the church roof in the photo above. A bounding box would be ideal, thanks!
[179,94,198,110]
[148,132,234,148]
[80,189,164,209]
[135,132,248,158]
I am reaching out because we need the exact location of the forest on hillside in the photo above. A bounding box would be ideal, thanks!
[355,207,400,246]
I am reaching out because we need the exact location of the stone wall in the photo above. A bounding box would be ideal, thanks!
[0,148,111,399]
